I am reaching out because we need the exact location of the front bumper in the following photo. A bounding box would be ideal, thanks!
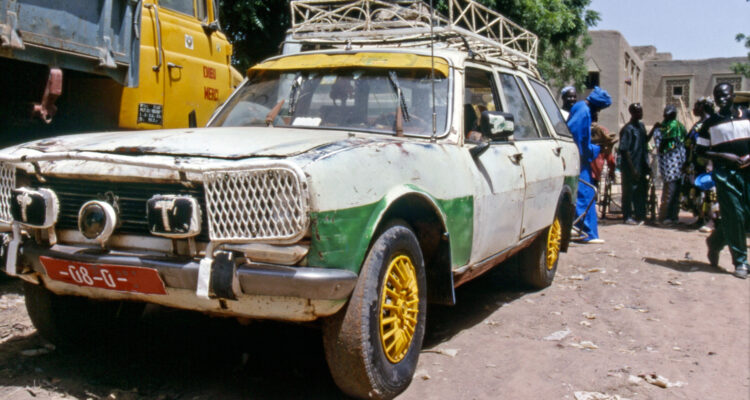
[11,239,358,321]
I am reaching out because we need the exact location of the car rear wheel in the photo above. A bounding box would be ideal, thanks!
[24,282,145,348]
[322,221,427,400]
[518,216,561,289]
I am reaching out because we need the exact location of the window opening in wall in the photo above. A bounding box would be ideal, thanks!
[665,78,690,109]
[585,72,600,89]
[716,76,742,91]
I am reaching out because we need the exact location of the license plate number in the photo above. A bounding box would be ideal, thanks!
[40,256,167,295]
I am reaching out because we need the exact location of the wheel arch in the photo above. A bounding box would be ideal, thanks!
[558,179,576,252]
[369,187,456,305]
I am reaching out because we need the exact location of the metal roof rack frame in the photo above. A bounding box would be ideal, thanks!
[289,0,539,71]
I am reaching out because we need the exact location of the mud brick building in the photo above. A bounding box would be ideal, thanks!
[576,30,748,131]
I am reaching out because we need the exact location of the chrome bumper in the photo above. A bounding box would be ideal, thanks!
[8,239,358,321]
[19,241,357,300]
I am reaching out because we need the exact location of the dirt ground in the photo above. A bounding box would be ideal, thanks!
[0,216,748,400]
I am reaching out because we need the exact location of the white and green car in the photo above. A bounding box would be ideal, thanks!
[0,2,580,398]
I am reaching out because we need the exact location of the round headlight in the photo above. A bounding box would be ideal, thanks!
[78,201,117,243]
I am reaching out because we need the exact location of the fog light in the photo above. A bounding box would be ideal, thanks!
[78,201,117,243]
[10,188,59,229]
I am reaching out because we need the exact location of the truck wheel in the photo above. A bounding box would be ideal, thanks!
[24,282,144,347]
[322,221,427,400]
[518,216,561,289]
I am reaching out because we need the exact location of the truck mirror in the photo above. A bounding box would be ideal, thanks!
[202,21,220,34]
[480,111,515,140]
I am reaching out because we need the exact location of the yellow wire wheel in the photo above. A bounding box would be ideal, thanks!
[546,217,562,270]
[379,254,420,364]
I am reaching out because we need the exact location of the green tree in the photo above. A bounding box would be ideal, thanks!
[218,0,598,86]
[731,33,750,78]
[218,0,290,72]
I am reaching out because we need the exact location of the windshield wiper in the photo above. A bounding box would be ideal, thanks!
[388,71,410,136]
[288,73,304,116]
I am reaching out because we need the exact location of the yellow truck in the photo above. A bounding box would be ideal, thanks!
[0,0,241,145]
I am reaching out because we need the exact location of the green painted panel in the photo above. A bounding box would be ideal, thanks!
[307,200,385,273]
[307,195,474,273]
[564,175,579,198]
[436,197,473,267]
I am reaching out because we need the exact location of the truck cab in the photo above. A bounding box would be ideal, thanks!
[0,0,241,144]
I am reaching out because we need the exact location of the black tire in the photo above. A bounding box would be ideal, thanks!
[518,216,561,289]
[322,221,427,400]
[24,282,144,348]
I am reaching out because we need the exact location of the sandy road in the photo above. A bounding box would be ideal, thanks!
[0,220,748,400]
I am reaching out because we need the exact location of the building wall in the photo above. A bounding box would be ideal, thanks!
[641,57,748,127]
[584,31,644,133]
[557,30,748,133]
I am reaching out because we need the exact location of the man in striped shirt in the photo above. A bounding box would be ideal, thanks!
[698,83,750,279]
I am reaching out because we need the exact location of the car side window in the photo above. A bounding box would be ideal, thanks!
[516,77,550,138]
[498,73,539,140]
[529,79,571,137]
[159,0,194,16]
[464,67,500,141]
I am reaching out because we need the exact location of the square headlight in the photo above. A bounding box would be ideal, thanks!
[10,188,59,229]
[147,195,202,238]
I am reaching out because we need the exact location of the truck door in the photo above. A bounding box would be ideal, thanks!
[156,0,231,127]
[497,72,564,238]
[464,66,525,264]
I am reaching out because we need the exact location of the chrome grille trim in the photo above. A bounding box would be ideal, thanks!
[0,163,15,223]
[203,165,309,244]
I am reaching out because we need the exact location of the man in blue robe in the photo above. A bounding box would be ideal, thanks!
[567,86,612,243]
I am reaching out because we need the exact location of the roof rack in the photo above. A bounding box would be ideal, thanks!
[289,0,539,70]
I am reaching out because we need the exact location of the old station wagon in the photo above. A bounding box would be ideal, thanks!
[0,1,579,398]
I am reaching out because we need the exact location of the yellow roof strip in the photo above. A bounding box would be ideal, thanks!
[249,52,450,77]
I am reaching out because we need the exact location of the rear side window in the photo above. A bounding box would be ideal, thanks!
[160,0,194,16]
[498,73,539,140]
[515,76,550,138]
[529,79,571,137]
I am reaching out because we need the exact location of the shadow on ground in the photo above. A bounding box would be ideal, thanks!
[0,263,532,399]
[643,257,731,275]
[0,276,23,296]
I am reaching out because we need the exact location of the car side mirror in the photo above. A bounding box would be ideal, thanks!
[202,21,220,34]
[480,111,515,140]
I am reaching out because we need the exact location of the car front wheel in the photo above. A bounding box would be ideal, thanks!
[24,282,144,348]
[322,221,427,399]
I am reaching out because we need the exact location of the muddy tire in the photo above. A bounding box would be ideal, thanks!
[24,282,144,347]
[322,221,427,400]
[518,216,562,289]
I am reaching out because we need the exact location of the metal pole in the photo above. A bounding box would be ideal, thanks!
[430,0,437,141]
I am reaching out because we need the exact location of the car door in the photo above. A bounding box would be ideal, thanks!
[157,0,231,127]
[497,72,564,238]
[464,66,525,264]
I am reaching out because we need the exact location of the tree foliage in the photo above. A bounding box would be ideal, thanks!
[218,0,598,86]
[218,0,290,72]
[731,33,750,78]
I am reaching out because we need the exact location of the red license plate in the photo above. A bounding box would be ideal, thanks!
[39,256,167,295]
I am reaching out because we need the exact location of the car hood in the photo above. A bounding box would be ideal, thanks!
[16,127,354,159]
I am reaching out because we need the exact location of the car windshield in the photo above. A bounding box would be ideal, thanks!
[209,68,450,137]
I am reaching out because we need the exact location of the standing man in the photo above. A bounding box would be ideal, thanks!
[567,86,612,243]
[699,83,750,279]
[560,86,577,120]
[684,98,715,229]
[618,103,649,224]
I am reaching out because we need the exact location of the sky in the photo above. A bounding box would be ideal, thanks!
[588,0,750,60]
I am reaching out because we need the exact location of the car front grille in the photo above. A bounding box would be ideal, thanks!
[31,176,210,241]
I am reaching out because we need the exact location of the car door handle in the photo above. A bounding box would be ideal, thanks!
[552,146,562,156]
[167,62,183,69]
[509,153,523,164]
